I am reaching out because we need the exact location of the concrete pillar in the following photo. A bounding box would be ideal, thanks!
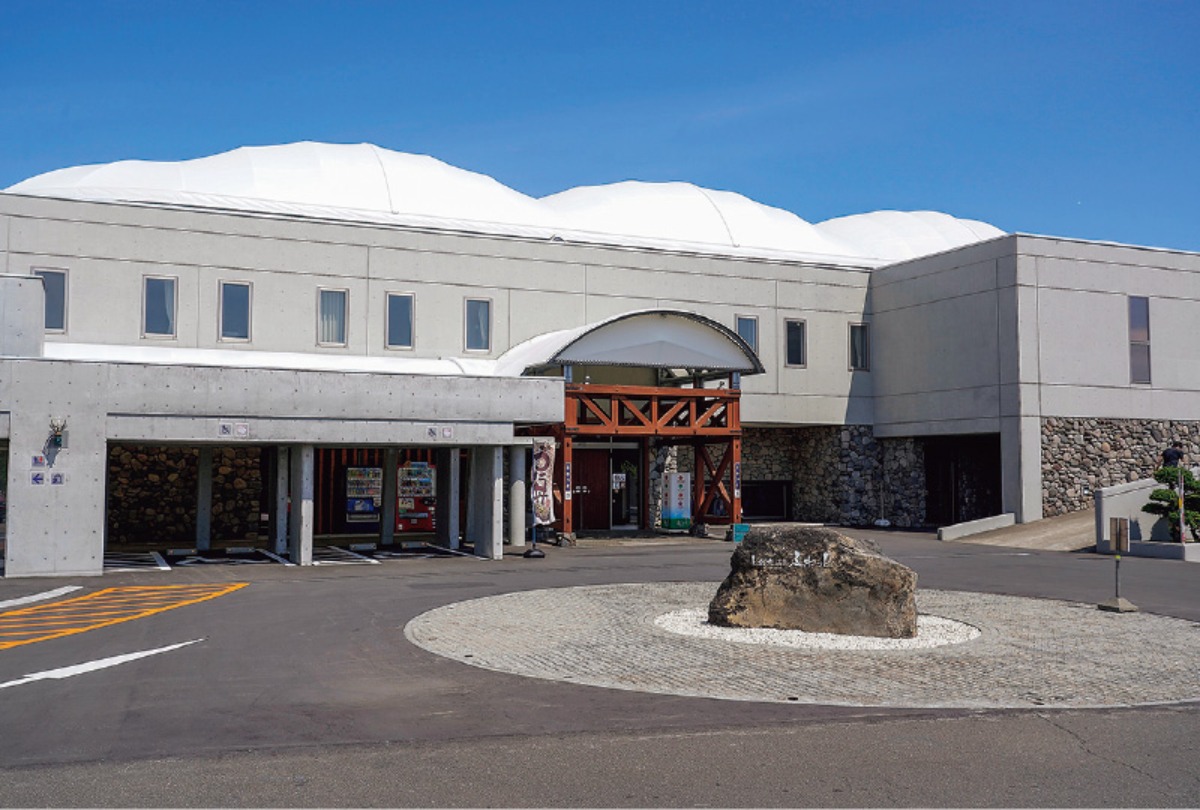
[270,446,289,555]
[0,274,45,358]
[468,446,504,560]
[195,446,213,550]
[509,445,527,548]
[1002,416,1044,524]
[435,448,461,550]
[380,447,398,546]
[288,444,315,565]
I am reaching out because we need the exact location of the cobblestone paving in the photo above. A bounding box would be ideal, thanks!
[404,583,1200,709]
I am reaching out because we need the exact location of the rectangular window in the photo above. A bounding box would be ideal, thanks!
[143,276,177,337]
[784,319,806,367]
[849,323,871,371]
[220,281,252,341]
[318,288,348,346]
[736,315,758,354]
[465,298,491,352]
[33,268,67,332]
[386,293,414,349]
[1129,296,1151,384]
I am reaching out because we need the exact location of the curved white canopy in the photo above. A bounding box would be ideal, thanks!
[495,310,765,378]
[6,142,1006,264]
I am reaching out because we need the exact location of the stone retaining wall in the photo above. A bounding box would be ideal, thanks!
[700,427,928,527]
[106,445,264,545]
[1041,417,1200,517]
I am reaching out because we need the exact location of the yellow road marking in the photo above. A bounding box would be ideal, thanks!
[0,583,247,650]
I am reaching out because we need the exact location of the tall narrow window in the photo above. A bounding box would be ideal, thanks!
[318,288,348,346]
[736,315,758,354]
[143,276,177,337]
[785,319,806,367]
[33,268,67,332]
[220,281,251,341]
[1129,296,1151,384]
[465,298,491,352]
[386,293,414,349]
[849,323,871,371]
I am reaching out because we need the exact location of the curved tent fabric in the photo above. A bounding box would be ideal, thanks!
[495,310,765,377]
[6,142,1007,264]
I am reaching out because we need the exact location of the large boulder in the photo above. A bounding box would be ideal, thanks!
[707,525,918,638]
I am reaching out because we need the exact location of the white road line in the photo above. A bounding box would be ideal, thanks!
[0,639,204,690]
[0,586,82,610]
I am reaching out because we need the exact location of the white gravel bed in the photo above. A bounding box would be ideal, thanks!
[653,608,980,650]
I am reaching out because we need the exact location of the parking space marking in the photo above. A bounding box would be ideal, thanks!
[0,584,247,651]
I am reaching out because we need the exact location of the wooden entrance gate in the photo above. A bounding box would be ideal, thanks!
[528,381,743,537]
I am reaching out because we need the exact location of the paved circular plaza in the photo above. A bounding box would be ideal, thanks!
[405,583,1200,709]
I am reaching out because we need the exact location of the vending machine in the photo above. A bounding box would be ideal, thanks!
[345,466,383,524]
[396,461,436,532]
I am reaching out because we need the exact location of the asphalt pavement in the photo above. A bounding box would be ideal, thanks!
[0,530,1197,807]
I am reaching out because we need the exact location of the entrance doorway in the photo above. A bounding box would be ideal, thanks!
[923,434,1002,525]
[571,445,642,532]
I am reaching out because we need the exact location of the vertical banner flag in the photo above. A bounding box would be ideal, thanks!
[532,438,556,526]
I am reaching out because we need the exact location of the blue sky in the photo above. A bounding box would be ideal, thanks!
[2,1,1197,250]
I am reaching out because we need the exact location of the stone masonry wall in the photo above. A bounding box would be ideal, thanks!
[1041,418,1200,517]
[107,445,264,546]
[736,426,926,527]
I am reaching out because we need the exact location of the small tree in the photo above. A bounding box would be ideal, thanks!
[1143,466,1200,542]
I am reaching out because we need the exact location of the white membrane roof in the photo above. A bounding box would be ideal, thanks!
[6,142,1005,265]
[495,310,764,376]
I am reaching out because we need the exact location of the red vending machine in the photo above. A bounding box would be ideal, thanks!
[396,461,436,532]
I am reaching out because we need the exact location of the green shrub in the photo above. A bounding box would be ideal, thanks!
[1142,467,1200,542]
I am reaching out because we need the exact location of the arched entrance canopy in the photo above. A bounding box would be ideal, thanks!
[495,309,764,381]
[509,310,759,539]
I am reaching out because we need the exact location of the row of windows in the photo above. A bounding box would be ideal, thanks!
[34,267,870,367]
[736,314,870,372]
[34,268,494,352]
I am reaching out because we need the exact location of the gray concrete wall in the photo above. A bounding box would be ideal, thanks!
[0,193,877,427]
[871,234,1200,523]
[1094,478,1169,544]
[0,356,561,576]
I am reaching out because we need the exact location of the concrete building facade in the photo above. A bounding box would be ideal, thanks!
[2,144,1197,577]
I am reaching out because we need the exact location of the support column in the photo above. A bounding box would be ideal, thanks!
[1002,416,1043,523]
[288,444,314,565]
[435,448,461,550]
[380,447,398,546]
[195,446,213,551]
[509,445,526,548]
[693,442,706,523]
[639,438,651,531]
[731,436,743,523]
[561,435,574,540]
[270,446,289,555]
[468,446,504,560]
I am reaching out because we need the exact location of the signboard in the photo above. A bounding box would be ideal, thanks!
[662,472,691,530]
[531,438,556,526]
[345,466,383,522]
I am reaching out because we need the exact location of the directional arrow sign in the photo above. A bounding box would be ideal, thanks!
[0,639,204,690]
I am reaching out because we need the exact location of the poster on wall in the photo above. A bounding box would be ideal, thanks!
[346,466,383,522]
[531,438,556,526]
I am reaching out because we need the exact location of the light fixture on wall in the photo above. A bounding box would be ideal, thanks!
[49,417,67,448]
